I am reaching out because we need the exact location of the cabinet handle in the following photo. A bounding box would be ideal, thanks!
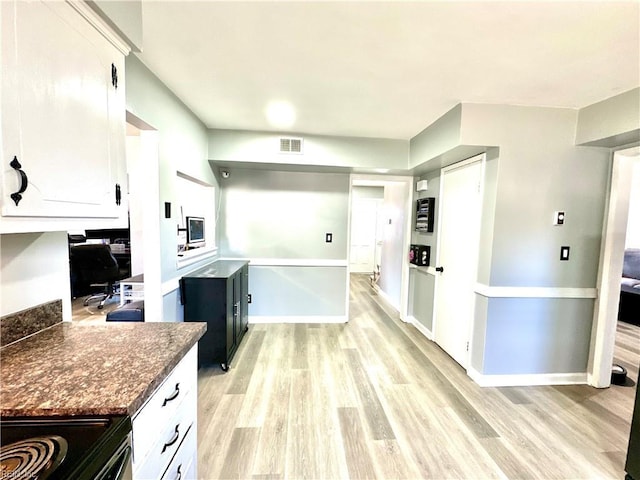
[115,183,121,206]
[111,63,118,89]
[162,383,180,406]
[162,425,180,453]
[9,156,28,206]
[174,464,182,480]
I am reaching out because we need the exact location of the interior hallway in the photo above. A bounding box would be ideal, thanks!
[197,273,639,479]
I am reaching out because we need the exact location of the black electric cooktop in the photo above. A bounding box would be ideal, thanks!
[0,415,131,480]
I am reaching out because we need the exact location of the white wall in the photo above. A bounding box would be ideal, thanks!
[126,55,217,321]
[378,182,409,309]
[0,232,72,320]
[626,158,640,248]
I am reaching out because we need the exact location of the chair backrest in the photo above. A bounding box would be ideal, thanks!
[70,244,121,285]
[623,249,640,281]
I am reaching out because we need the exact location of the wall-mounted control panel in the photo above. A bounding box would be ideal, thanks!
[554,211,565,225]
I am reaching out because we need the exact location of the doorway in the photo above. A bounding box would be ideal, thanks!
[349,188,383,274]
[433,154,484,368]
[125,113,162,323]
[590,146,640,387]
[349,176,413,318]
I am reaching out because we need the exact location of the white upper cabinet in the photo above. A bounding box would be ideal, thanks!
[1,0,130,233]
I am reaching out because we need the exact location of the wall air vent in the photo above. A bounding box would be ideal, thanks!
[279,137,303,154]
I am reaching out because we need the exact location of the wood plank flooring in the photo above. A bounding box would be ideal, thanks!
[197,274,640,479]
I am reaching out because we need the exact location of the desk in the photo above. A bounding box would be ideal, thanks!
[119,274,144,306]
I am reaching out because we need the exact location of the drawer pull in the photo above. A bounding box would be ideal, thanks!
[162,425,180,453]
[162,383,180,406]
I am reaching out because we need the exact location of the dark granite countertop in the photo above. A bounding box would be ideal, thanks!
[182,259,248,279]
[0,321,206,417]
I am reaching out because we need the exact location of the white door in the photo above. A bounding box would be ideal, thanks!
[434,155,484,368]
[349,198,380,273]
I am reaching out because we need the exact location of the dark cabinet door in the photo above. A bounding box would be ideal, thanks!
[225,275,235,359]
[240,265,249,333]
[182,260,249,371]
[182,277,226,367]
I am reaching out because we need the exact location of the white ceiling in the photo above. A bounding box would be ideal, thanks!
[137,1,640,140]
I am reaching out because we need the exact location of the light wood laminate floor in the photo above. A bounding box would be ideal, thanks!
[200,274,638,479]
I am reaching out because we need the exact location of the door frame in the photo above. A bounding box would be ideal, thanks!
[126,111,162,323]
[432,153,486,369]
[349,174,414,320]
[589,145,639,388]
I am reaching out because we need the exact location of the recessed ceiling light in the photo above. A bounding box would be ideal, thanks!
[265,101,296,129]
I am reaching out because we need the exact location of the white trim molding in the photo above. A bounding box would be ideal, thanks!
[467,367,587,387]
[249,315,347,324]
[67,1,132,55]
[221,257,348,267]
[475,283,597,299]
[161,278,181,296]
[409,264,437,276]
[408,316,434,340]
[176,247,218,269]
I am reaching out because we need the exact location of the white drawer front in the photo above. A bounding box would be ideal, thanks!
[161,423,197,480]
[132,345,197,471]
[134,388,196,480]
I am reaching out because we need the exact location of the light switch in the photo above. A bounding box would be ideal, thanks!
[326,233,333,243]
[560,246,570,261]
[554,211,565,225]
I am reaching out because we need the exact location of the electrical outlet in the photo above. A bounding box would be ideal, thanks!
[326,233,332,243]
[560,246,570,261]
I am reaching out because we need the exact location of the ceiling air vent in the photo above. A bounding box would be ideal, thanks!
[279,137,303,154]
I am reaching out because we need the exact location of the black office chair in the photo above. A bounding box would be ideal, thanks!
[69,244,128,309]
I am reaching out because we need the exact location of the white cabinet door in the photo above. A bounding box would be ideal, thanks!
[1,0,126,223]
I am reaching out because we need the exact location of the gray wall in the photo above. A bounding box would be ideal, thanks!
[482,298,593,375]
[407,103,612,379]
[409,104,462,170]
[90,1,143,52]
[575,88,640,147]
[406,169,440,332]
[209,129,409,171]
[126,55,217,321]
[408,269,435,332]
[460,104,610,288]
[218,168,350,318]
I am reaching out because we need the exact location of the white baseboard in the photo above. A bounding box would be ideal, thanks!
[407,315,434,340]
[467,367,588,387]
[374,285,400,312]
[249,315,347,324]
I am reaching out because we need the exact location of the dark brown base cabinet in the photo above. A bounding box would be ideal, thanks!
[181,260,249,371]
